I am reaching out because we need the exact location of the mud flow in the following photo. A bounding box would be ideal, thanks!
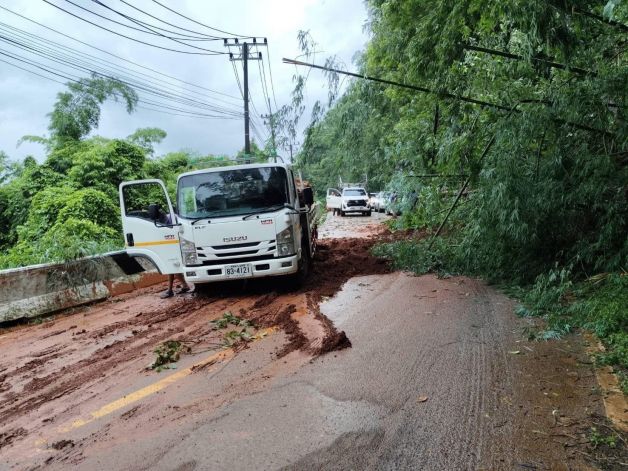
[0,210,391,463]
[2,211,622,471]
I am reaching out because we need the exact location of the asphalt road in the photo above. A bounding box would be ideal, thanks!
[82,272,518,471]
[0,211,606,470]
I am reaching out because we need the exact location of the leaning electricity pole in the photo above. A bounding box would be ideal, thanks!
[224,38,267,159]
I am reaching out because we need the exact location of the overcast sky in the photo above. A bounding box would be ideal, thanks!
[0,0,369,162]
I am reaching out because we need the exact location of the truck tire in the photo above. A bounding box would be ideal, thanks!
[288,240,311,290]
[366,211,372,216]
[340,210,345,217]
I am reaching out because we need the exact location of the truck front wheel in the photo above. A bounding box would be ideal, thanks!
[288,243,310,290]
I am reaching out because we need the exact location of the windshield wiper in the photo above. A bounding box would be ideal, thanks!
[242,204,294,220]
[190,216,211,225]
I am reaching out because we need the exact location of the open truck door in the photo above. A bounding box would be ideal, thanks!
[119,179,182,275]
[326,188,341,211]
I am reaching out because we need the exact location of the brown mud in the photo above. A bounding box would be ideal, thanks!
[0,213,391,458]
[1,212,624,470]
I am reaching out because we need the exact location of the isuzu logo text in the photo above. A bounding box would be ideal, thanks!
[223,236,248,243]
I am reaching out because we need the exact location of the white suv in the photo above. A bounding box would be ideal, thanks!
[327,187,371,216]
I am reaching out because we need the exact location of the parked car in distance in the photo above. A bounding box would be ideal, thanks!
[368,193,378,209]
[385,192,401,216]
[373,191,390,213]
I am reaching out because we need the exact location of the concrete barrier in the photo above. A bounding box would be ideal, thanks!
[0,252,167,323]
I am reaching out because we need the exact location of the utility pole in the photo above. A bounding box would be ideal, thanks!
[288,142,300,162]
[225,38,267,161]
[242,41,250,155]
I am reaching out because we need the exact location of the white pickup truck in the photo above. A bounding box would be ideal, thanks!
[119,163,318,286]
[326,187,371,217]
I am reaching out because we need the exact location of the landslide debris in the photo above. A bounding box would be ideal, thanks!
[0,230,394,450]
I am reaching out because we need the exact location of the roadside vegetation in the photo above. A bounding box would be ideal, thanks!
[0,75,270,270]
[292,1,627,390]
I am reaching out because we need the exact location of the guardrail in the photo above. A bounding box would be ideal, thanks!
[0,251,166,323]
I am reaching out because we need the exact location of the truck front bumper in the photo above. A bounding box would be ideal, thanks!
[182,254,299,284]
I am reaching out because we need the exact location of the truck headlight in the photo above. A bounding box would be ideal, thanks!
[276,226,295,256]
[179,237,199,265]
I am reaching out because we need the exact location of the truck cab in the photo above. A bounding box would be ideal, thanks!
[119,163,318,286]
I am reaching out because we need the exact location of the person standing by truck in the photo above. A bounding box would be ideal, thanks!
[156,207,190,299]
[160,273,190,298]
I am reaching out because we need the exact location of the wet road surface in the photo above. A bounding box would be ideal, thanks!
[0,211,609,470]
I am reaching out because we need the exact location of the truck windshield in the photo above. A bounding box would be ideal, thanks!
[177,167,289,219]
[343,189,366,196]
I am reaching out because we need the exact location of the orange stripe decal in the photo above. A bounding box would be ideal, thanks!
[132,240,179,247]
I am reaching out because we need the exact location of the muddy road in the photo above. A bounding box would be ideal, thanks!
[0,211,618,470]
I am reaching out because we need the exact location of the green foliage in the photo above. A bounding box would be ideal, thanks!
[520,273,628,384]
[589,427,618,450]
[48,75,137,143]
[0,75,249,270]
[38,218,121,262]
[16,186,76,242]
[67,139,145,196]
[295,1,626,371]
[57,188,121,232]
[211,311,254,330]
[0,160,67,251]
[150,340,182,371]
[373,236,466,277]
[235,141,271,163]
[0,151,20,184]
[127,127,167,156]
[298,0,627,280]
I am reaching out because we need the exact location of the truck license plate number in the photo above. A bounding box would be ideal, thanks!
[225,263,253,278]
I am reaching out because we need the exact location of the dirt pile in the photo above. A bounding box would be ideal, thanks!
[188,235,391,358]
[307,236,391,298]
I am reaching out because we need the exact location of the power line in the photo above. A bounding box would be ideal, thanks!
[284,57,615,136]
[151,0,252,38]
[0,5,240,101]
[0,21,241,110]
[231,60,244,99]
[0,31,242,116]
[0,50,238,120]
[42,0,223,56]
[0,40,243,118]
[58,0,206,42]
[257,54,272,115]
[89,0,226,54]
[119,0,224,40]
[0,56,66,84]
[265,45,279,110]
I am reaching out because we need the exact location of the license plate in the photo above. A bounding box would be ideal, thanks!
[225,263,253,278]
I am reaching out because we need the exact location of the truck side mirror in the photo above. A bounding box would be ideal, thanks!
[147,204,160,221]
[302,187,314,206]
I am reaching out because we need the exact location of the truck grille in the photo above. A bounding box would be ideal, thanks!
[196,239,277,265]
[347,200,366,207]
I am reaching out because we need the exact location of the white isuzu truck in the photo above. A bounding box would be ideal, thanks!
[119,163,318,286]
